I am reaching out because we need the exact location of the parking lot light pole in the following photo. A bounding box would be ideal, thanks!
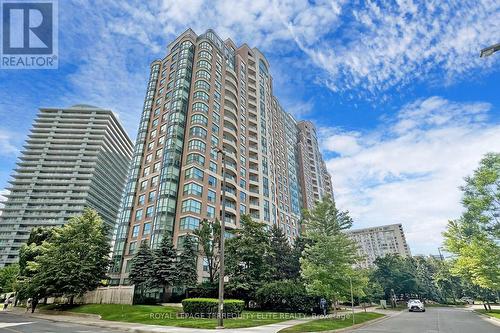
[215,146,227,328]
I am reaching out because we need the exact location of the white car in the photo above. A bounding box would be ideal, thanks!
[408,299,425,312]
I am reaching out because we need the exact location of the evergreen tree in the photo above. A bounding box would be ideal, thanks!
[152,232,177,298]
[225,215,272,302]
[129,241,154,295]
[176,234,198,291]
[268,225,297,280]
[300,196,363,315]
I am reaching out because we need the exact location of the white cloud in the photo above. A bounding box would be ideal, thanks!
[285,0,500,95]
[0,130,19,156]
[321,97,500,254]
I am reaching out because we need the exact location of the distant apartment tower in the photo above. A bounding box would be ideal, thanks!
[0,105,133,266]
[297,121,334,209]
[110,29,333,284]
[347,223,411,268]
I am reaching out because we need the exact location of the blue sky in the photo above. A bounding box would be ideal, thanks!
[1,0,499,255]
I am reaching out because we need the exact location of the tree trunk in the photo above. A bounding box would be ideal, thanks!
[69,296,74,305]
[332,297,337,318]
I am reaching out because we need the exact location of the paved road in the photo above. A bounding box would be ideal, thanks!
[352,307,500,333]
[0,312,121,333]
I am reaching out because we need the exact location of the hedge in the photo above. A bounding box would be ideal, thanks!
[181,298,245,317]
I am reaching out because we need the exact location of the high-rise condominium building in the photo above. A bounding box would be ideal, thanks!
[347,223,411,268]
[0,105,133,267]
[110,29,333,284]
[297,121,334,209]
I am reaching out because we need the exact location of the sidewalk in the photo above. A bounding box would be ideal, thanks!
[6,306,398,333]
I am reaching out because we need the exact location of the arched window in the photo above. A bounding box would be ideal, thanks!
[189,126,207,139]
[199,42,213,51]
[192,102,208,114]
[191,114,208,126]
[195,80,210,91]
[196,70,211,80]
[186,153,205,166]
[198,50,212,60]
[188,139,206,152]
[197,60,212,71]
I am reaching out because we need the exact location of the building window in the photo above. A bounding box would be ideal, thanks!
[128,242,137,255]
[183,182,203,196]
[240,204,247,214]
[192,102,209,114]
[143,223,151,236]
[132,225,140,237]
[153,162,161,173]
[198,50,212,60]
[185,167,204,181]
[151,176,159,187]
[179,216,201,230]
[208,189,216,203]
[208,176,217,187]
[188,139,206,152]
[207,205,215,218]
[195,69,211,80]
[191,114,208,126]
[148,191,156,202]
[181,199,202,214]
[189,126,207,139]
[186,153,205,166]
[195,80,210,91]
[138,194,145,206]
[209,161,217,172]
[193,91,209,102]
[135,209,143,221]
[197,60,212,70]
[146,206,154,218]
[143,166,151,176]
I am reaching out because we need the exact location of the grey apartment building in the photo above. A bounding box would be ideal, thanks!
[110,29,334,284]
[347,223,411,268]
[298,121,334,209]
[0,105,133,266]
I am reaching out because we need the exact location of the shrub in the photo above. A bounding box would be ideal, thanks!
[181,298,244,317]
[255,280,326,313]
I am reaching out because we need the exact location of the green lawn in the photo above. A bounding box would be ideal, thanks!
[279,312,384,333]
[65,304,305,329]
[476,309,500,319]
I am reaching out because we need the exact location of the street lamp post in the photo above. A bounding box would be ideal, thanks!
[480,43,500,57]
[215,147,227,328]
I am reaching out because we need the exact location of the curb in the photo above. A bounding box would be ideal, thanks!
[473,310,500,325]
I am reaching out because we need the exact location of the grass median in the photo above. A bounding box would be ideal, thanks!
[279,312,384,333]
[475,309,500,319]
[54,304,306,329]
